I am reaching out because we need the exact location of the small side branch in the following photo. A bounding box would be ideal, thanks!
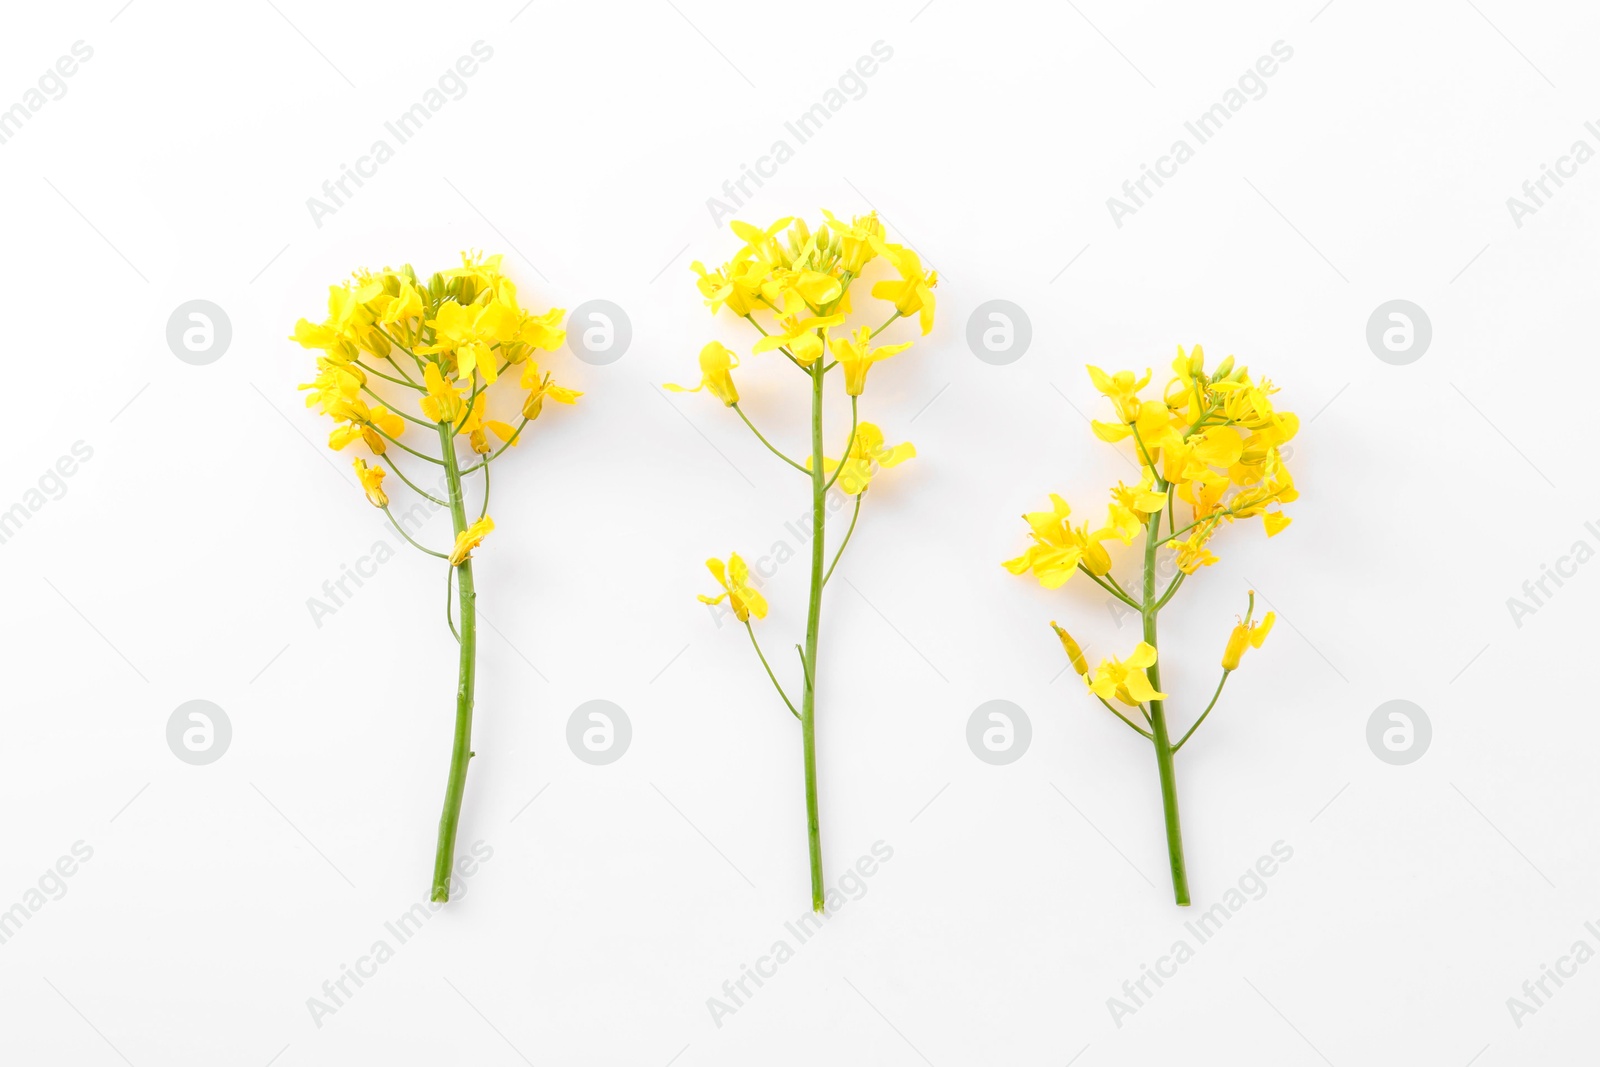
[745,621,800,721]
[1173,672,1231,753]
[733,403,808,474]
[822,489,864,587]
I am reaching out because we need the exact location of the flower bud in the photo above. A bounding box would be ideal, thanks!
[1051,622,1088,676]
[1187,345,1204,377]
[1213,355,1234,378]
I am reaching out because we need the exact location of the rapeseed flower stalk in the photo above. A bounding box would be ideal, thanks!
[1005,345,1295,905]
[290,253,579,902]
[670,212,932,912]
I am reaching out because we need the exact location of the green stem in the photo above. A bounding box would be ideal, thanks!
[1142,503,1190,906]
[820,396,857,494]
[381,505,448,559]
[800,362,826,912]
[821,489,863,587]
[379,453,448,507]
[745,621,800,720]
[1080,564,1139,609]
[1173,671,1231,753]
[733,404,808,473]
[430,422,477,903]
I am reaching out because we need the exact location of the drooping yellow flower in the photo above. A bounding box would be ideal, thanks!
[1168,526,1219,574]
[665,341,741,406]
[1002,495,1120,587]
[1086,642,1168,706]
[1051,622,1089,677]
[518,360,583,421]
[518,307,567,353]
[353,457,388,508]
[869,242,937,335]
[327,399,404,454]
[751,290,844,364]
[448,516,495,566]
[829,327,913,396]
[816,422,914,496]
[1221,610,1275,670]
[698,553,768,623]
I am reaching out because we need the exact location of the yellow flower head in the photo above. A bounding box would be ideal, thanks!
[1002,495,1123,588]
[698,553,768,623]
[448,516,495,567]
[665,341,740,406]
[691,259,764,318]
[1086,364,1152,422]
[869,241,937,335]
[751,290,844,364]
[1086,642,1168,706]
[1221,593,1275,670]
[829,326,913,396]
[353,457,388,508]
[420,362,465,425]
[821,210,885,273]
[1168,525,1219,574]
[815,422,914,496]
[517,360,583,421]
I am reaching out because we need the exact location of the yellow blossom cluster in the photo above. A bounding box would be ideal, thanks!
[291,251,579,536]
[1006,345,1297,589]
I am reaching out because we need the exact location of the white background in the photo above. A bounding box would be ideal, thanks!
[0,0,1593,1063]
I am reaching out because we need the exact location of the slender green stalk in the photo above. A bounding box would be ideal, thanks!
[1173,671,1230,752]
[821,490,863,587]
[733,404,808,473]
[431,419,477,903]
[1142,505,1189,906]
[800,361,827,912]
[745,620,800,720]
[380,453,448,506]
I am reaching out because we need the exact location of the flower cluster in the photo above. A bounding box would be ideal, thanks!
[287,252,578,904]
[1004,344,1297,906]
[1006,345,1297,591]
[672,211,934,912]
[291,252,578,562]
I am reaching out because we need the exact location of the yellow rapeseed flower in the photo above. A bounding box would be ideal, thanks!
[699,553,768,622]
